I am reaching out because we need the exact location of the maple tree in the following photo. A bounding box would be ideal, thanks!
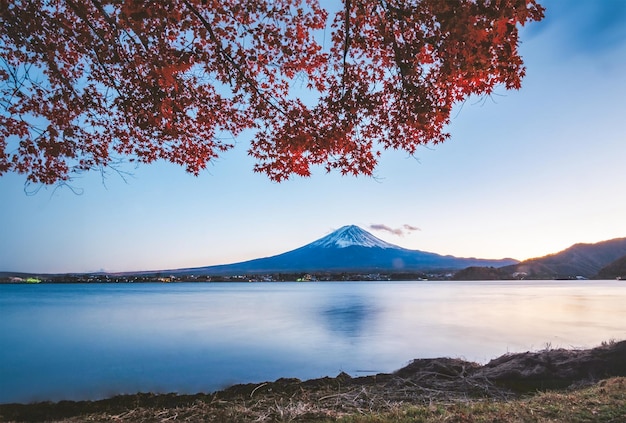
[0,0,544,185]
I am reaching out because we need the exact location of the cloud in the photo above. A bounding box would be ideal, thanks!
[369,224,421,236]
[370,224,403,236]
[403,224,421,232]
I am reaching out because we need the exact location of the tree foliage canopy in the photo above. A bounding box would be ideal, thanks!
[0,0,544,184]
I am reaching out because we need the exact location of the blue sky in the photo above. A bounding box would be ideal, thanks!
[1,0,625,274]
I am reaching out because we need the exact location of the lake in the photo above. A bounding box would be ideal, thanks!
[1,280,625,404]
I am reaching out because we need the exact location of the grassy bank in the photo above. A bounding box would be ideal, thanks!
[329,378,626,422]
[1,378,624,422]
[2,341,625,422]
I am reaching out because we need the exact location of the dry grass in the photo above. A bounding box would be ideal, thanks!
[337,377,626,423]
[1,377,624,422]
[2,341,625,422]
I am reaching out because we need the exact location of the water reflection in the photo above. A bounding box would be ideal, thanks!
[1,281,625,404]
[320,297,378,337]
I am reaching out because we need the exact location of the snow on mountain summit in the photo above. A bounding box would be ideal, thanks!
[308,225,398,249]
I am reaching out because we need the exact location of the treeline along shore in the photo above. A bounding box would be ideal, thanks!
[2,270,618,284]
[1,271,447,284]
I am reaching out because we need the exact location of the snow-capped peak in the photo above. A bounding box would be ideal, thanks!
[308,225,397,249]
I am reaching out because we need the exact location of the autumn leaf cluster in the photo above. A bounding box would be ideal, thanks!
[0,0,544,184]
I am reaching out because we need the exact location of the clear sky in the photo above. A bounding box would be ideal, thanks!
[1,0,625,274]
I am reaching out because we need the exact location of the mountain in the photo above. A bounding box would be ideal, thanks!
[596,254,626,279]
[168,225,518,276]
[500,237,626,279]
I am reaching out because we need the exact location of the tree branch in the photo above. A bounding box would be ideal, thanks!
[182,0,287,118]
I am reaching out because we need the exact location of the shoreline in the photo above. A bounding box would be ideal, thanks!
[4,275,622,284]
[2,340,625,422]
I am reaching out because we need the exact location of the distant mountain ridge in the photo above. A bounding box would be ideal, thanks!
[498,237,626,279]
[167,225,518,276]
[3,226,626,281]
[597,255,626,279]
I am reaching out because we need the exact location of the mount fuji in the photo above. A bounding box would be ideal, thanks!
[168,225,518,276]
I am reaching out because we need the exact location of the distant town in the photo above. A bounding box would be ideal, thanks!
[1,269,606,284]
[1,271,451,284]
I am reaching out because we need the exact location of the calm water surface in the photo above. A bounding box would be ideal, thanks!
[1,281,625,404]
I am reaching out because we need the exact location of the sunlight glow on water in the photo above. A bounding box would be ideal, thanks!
[1,281,625,404]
